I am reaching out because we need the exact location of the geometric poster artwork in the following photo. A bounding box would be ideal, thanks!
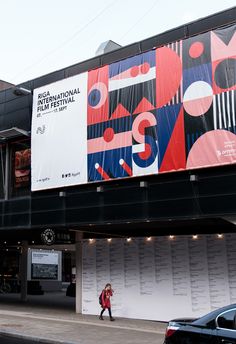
[31,23,236,191]
[82,234,236,321]
[87,23,236,182]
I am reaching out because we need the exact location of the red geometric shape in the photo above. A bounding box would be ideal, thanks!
[133,97,155,115]
[132,112,157,144]
[138,119,151,135]
[211,30,236,95]
[140,63,150,74]
[95,163,110,180]
[211,31,236,62]
[156,46,182,108]
[186,130,236,168]
[130,66,139,77]
[183,81,213,116]
[110,103,131,119]
[87,66,109,125]
[138,143,152,160]
[189,42,204,59]
[184,96,213,116]
[159,106,186,172]
[119,159,132,176]
[103,128,115,142]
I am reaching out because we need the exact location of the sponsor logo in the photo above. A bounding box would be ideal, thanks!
[36,125,46,134]
[62,172,80,178]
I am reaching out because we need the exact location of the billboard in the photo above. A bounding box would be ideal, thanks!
[29,250,61,281]
[32,23,236,191]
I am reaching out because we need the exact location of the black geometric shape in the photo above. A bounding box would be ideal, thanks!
[214,58,236,90]
[182,31,211,70]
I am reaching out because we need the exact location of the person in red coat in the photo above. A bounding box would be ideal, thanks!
[99,283,115,321]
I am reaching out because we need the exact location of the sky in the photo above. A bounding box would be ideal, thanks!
[1,0,235,85]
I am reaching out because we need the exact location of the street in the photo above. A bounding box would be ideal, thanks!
[0,322,165,344]
[0,330,165,344]
[0,335,43,343]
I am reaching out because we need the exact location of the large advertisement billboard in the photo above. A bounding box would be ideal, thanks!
[32,23,236,191]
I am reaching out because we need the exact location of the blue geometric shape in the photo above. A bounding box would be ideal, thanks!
[109,50,156,78]
[88,89,101,107]
[156,104,182,168]
[183,63,212,94]
[88,146,132,181]
[87,116,132,140]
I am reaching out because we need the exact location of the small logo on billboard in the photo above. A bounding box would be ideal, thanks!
[36,125,46,134]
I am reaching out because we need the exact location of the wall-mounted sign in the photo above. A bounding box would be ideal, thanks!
[32,23,236,191]
[41,228,56,245]
[29,250,61,281]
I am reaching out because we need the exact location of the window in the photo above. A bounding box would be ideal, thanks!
[10,140,31,197]
[0,145,6,199]
[217,309,236,330]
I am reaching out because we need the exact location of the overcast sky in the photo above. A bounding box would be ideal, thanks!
[1,0,235,85]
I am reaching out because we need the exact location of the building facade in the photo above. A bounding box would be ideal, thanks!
[0,7,236,321]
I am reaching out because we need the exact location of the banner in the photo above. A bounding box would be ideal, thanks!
[31,23,236,191]
[31,73,88,191]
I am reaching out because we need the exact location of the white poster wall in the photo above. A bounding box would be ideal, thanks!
[31,73,88,191]
[82,234,236,321]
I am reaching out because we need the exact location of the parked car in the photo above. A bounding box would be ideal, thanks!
[164,304,236,344]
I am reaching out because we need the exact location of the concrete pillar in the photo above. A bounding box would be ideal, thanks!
[20,240,28,302]
[75,231,83,313]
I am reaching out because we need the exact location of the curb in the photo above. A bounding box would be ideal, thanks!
[0,329,78,344]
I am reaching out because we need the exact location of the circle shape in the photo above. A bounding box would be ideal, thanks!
[189,42,204,59]
[130,66,139,77]
[140,62,150,74]
[183,81,213,117]
[88,89,101,107]
[214,58,236,89]
[88,82,107,109]
[41,228,56,245]
[138,119,151,135]
[103,127,115,142]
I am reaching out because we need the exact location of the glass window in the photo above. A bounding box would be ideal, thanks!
[217,310,236,330]
[10,140,31,197]
[0,145,6,199]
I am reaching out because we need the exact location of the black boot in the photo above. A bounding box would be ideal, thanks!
[110,317,115,321]
[99,315,104,320]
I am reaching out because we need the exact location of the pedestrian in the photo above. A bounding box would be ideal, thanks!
[99,283,115,321]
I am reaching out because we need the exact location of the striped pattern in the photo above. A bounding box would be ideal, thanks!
[186,132,203,154]
[166,41,183,106]
[213,90,236,131]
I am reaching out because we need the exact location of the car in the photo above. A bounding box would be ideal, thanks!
[164,304,236,344]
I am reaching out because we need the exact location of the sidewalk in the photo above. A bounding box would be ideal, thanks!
[0,293,167,344]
